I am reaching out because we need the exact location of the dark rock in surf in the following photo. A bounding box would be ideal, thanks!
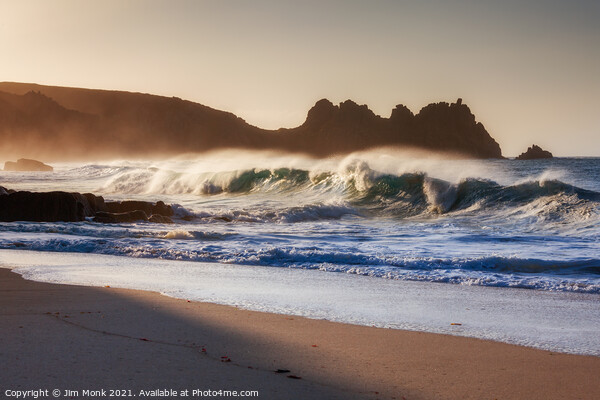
[0,186,15,196]
[82,193,107,214]
[105,200,174,217]
[4,158,53,172]
[0,191,87,222]
[152,201,173,216]
[516,145,553,160]
[0,187,171,223]
[93,210,149,223]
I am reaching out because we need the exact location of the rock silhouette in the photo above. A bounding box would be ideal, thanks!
[0,186,173,223]
[0,189,104,222]
[516,145,553,160]
[105,200,173,217]
[93,210,149,223]
[4,158,53,171]
[0,82,502,159]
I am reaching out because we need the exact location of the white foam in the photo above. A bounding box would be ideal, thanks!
[1,249,598,356]
[163,230,194,239]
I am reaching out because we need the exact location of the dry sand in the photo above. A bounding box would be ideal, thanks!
[1,267,599,400]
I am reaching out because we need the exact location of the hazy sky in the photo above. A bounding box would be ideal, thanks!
[1,0,598,156]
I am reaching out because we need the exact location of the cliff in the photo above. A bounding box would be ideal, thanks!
[0,82,503,159]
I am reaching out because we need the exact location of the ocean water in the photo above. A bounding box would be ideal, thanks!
[1,150,599,354]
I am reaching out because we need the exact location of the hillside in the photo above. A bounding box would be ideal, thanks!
[0,82,502,159]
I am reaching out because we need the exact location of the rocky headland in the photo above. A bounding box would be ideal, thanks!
[0,82,503,159]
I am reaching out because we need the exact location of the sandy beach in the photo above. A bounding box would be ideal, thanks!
[1,267,599,400]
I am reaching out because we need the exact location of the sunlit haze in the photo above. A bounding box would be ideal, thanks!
[1,0,598,156]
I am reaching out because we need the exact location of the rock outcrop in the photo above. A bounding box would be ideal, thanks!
[93,210,150,223]
[0,186,15,196]
[516,145,553,160]
[0,82,505,159]
[4,158,53,171]
[0,187,173,223]
[105,200,173,217]
[280,98,502,158]
[0,189,105,222]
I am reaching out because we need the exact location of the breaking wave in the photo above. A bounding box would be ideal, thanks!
[84,161,600,223]
[2,157,600,296]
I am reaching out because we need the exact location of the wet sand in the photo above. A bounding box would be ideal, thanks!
[1,267,599,399]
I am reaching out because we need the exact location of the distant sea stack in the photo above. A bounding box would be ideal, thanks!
[4,158,53,171]
[0,82,502,159]
[516,145,553,160]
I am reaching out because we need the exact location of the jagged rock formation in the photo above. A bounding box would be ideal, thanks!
[0,186,173,223]
[283,98,502,157]
[4,158,53,171]
[516,145,553,160]
[0,82,503,159]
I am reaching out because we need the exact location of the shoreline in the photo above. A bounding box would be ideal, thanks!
[2,267,600,399]
[4,249,599,357]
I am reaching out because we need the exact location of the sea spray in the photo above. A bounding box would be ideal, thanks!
[1,154,599,295]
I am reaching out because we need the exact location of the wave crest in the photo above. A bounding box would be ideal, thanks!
[66,162,600,223]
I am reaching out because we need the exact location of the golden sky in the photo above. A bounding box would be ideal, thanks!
[0,0,598,156]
